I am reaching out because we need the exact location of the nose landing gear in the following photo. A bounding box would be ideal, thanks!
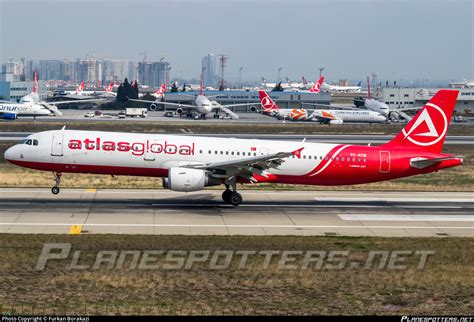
[51,172,62,195]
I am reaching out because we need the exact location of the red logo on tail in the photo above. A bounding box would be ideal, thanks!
[258,91,279,112]
[309,77,324,93]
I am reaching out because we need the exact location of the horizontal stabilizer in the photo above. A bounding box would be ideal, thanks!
[410,156,463,169]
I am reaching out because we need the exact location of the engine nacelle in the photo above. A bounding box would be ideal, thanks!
[176,107,184,115]
[162,167,220,192]
[250,106,260,113]
[149,103,157,111]
[1,113,17,120]
[329,119,343,125]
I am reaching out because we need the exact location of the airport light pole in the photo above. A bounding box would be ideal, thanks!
[277,67,283,82]
[319,67,324,78]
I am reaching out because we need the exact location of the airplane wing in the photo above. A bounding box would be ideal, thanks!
[182,148,303,183]
[46,98,107,105]
[127,98,196,109]
[301,102,356,110]
[311,110,341,122]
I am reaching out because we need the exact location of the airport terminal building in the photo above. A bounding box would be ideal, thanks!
[0,80,47,102]
[164,90,331,112]
[382,87,474,115]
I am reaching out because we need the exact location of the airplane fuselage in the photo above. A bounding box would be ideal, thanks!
[4,129,461,186]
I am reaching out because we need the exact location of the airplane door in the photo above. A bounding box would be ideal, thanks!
[379,151,390,173]
[51,134,64,157]
[144,140,156,161]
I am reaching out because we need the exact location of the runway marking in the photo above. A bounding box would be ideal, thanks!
[69,225,83,235]
[151,203,462,209]
[0,223,472,230]
[338,214,474,222]
[314,197,474,203]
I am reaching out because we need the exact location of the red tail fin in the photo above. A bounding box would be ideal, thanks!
[155,84,166,98]
[33,70,38,94]
[258,91,279,112]
[383,89,459,153]
[309,76,324,93]
[77,81,85,94]
[105,83,113,92]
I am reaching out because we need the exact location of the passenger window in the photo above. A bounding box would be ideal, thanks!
[226,151,229,155]
[33,140,38,146]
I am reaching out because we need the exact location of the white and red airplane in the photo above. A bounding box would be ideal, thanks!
[4,90,462,206]
[129,84,166,110]
[257,90,386,124]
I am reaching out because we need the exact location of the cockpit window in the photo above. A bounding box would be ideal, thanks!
[25,139,32,145]
[33,139,38,146]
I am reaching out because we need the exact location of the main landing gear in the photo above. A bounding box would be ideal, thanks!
[221,181,242,206]
[51,172,62,195]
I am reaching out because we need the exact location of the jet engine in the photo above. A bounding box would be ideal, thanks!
[176,107,184,115]
[149,103,157,111]
[329,119,343,125]
[250,106,260,113]
[162,167,220,192]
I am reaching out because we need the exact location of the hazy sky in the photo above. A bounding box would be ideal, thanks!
[0,0,472,82]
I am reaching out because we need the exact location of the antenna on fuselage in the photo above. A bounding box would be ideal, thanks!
[302,138,306,143]
[61,125,66,130]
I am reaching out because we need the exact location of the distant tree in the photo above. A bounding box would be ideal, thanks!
[116,78,128,103]
[170,82,179,93]
[181,83,187,92]
[219,84,225,91]
[271,82,284,92]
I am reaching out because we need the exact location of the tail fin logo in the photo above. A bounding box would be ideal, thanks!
[309,77,324,93]
[261,97,274,110]
[402,103,447,146]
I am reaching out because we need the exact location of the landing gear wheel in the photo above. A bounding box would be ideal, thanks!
[222,190,232,203]
[51,172,62,195]
[229,192,242,206]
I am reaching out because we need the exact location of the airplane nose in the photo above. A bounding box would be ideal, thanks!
[4,146,14,161]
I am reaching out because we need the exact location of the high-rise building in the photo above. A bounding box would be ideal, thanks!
[138,61,171,88]
[201,53,218,87]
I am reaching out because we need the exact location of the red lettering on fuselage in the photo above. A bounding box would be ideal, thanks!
[67,138,194,156]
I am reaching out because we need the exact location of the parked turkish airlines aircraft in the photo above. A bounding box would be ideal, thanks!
[257,91,386,124]
[4,90,461,205]
[128,84,166,110]
[129,82,251,119]
[322,81,362,93]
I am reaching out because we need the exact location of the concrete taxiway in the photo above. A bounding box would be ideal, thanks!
[0,189,472,237]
